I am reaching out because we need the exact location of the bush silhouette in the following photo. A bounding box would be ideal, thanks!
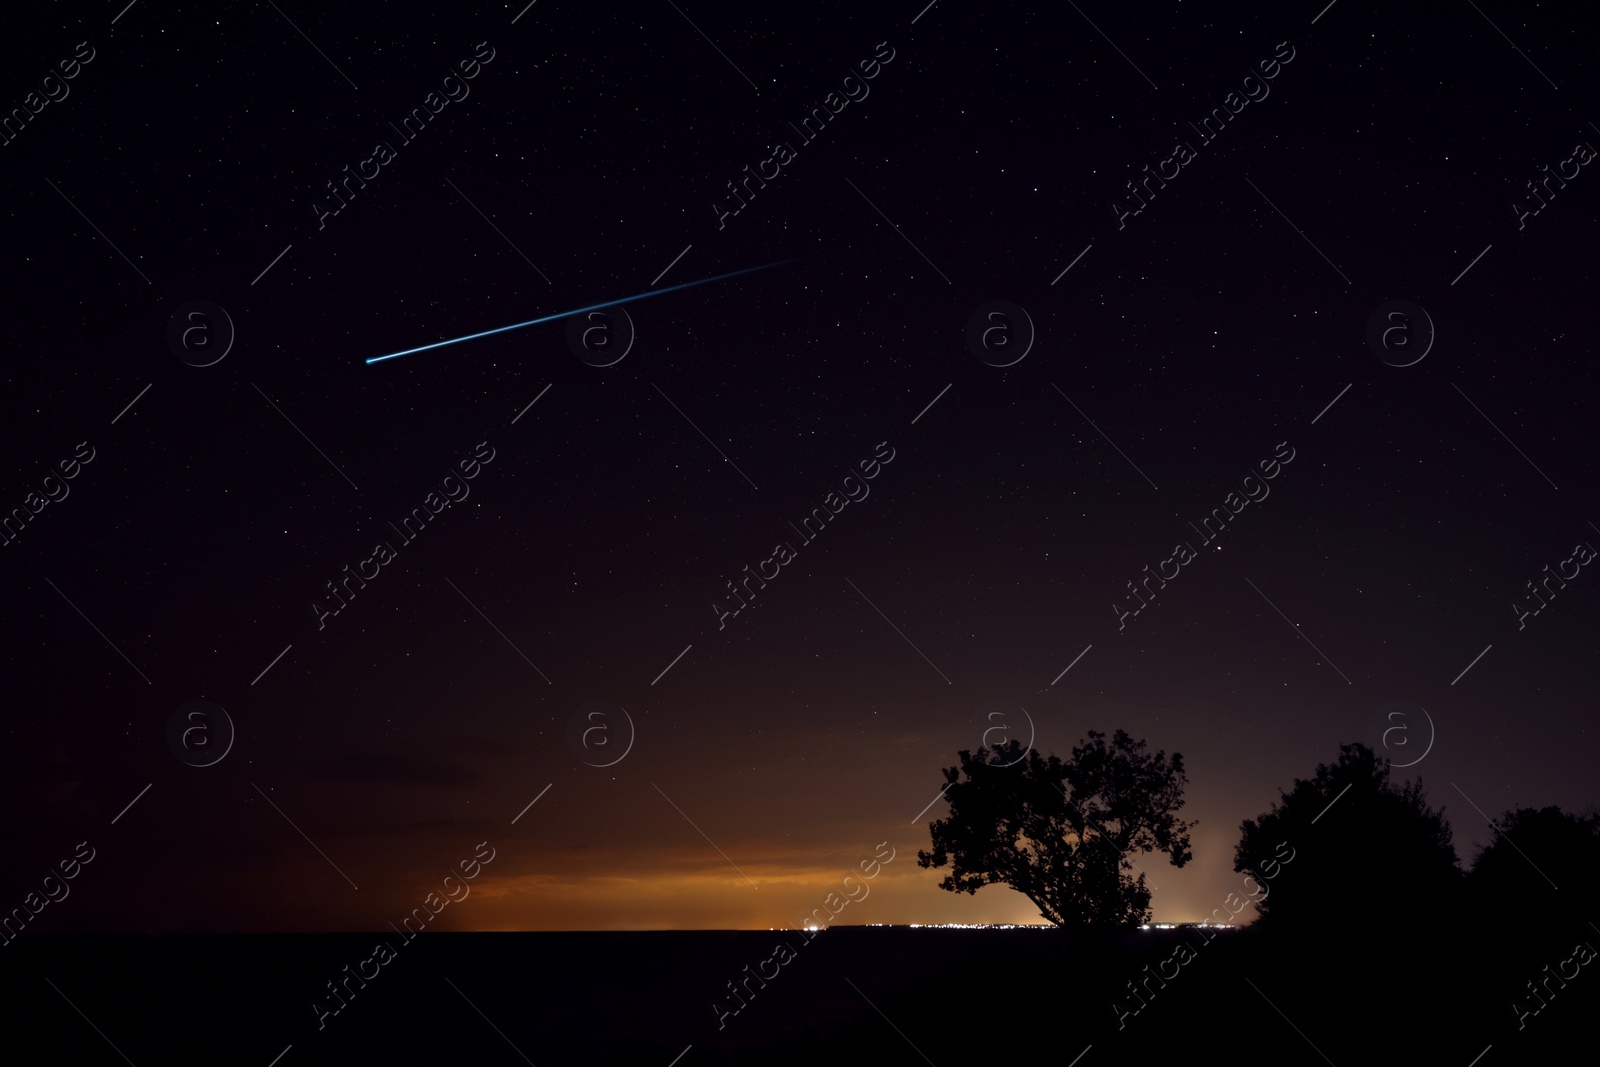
[1234,742,1461,931]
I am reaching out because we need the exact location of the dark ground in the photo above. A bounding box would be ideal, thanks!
[5,924,1592,1064]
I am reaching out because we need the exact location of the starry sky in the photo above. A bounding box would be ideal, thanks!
[2,0,1596,934]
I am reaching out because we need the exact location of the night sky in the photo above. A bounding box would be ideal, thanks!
[2,0,1596,938]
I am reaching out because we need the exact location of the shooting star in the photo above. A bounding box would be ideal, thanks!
[366,259,793,365]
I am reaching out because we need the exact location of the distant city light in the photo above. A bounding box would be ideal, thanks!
[877,922,1053,929]
[778,922,1237,931]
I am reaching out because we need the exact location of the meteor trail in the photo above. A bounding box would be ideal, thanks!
[366,259,794,365]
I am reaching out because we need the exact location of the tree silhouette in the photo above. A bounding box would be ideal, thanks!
[1235,742,1460,929]
[1466,805,1600,914]
[1461,805,1600,996]
[917,730,1194,929]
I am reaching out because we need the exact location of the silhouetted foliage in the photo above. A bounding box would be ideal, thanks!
[1450,805,1600,1029]
[1466,805,1600,942]
[917,730,1194,929]
[1234,742,1461,930]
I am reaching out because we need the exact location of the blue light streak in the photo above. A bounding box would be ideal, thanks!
[365,259,793,365]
